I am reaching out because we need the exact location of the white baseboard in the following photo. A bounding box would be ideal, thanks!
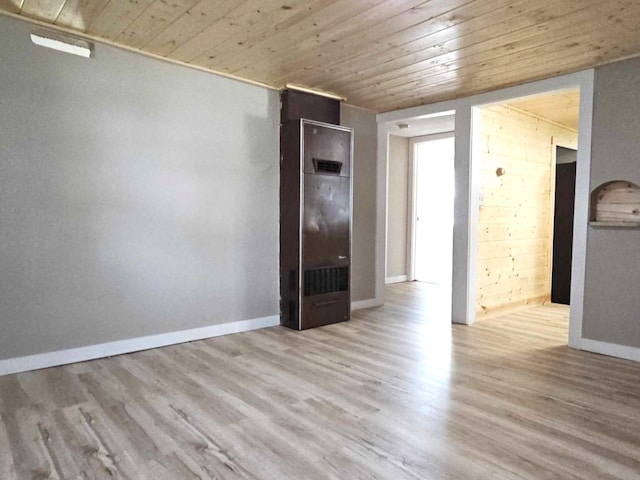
[0,315,280,377]
[352,298,382,311]
[581,338,640,363]
[385,275,408,284]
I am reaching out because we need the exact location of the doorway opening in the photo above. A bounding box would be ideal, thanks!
[384,113,455,321]
[552,146,577,305]
[410,134,455,286]
[471,89,580,342]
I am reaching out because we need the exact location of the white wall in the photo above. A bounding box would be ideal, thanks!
[341,104,378,302]
[386,135,410,280]
[0,15,279,361]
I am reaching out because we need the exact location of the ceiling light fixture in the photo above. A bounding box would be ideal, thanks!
[30,31,94,58]
[285,83,345,101]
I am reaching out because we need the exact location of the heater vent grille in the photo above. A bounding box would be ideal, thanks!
[304,267,348,296]
[313,158,342,175]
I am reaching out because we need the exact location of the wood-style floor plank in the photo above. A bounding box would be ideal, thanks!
[1,281,640,478]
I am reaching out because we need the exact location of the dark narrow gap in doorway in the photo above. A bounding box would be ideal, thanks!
[551,146,577,305]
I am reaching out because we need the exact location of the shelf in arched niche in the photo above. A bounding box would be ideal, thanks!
[589,180,640,228]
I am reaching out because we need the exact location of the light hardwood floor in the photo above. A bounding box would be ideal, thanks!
[1,282,640,479]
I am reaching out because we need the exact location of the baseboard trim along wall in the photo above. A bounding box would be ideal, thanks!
[0,315,279,377]
[385,275,408,284]
[352,298,382,311]
[581,338,640,363]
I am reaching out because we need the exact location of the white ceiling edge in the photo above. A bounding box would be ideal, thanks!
[385,114,455,138]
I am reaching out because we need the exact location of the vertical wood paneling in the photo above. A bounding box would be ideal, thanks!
[475,104,578,318]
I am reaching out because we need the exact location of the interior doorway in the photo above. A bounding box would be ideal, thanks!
[410,134,455,286]
[471,89,580,333]
[552,147,577,305]
[378,71,595,350]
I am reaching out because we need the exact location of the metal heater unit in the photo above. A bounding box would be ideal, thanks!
[280,106,353,330]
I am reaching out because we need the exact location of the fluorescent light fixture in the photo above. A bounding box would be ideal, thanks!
[285,83,345,101]
[30,32,93,58]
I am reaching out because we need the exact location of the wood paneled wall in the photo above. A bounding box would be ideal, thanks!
[475,105,578,318]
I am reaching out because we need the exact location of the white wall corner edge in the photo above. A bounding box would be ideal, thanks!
[581,338,640,363]
[352,298,382,311]
[0,315,280,377]
[385,275,408,284]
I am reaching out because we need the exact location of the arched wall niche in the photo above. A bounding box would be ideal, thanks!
[590,180,640,227]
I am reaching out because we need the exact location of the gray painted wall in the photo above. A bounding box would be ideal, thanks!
[583,57,640,347]
[387,135,410,278]
[556,146,577,165]
[0,16,279,360]
[342,105,377,301]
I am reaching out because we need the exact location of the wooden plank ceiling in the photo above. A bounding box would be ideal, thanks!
[1,0,639,112]
[505,90,580,130]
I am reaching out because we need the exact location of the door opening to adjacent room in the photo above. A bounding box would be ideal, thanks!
[409,134,455,288]
[552,146,577,305]
[384,113,455,326]
[471,89,580,343]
